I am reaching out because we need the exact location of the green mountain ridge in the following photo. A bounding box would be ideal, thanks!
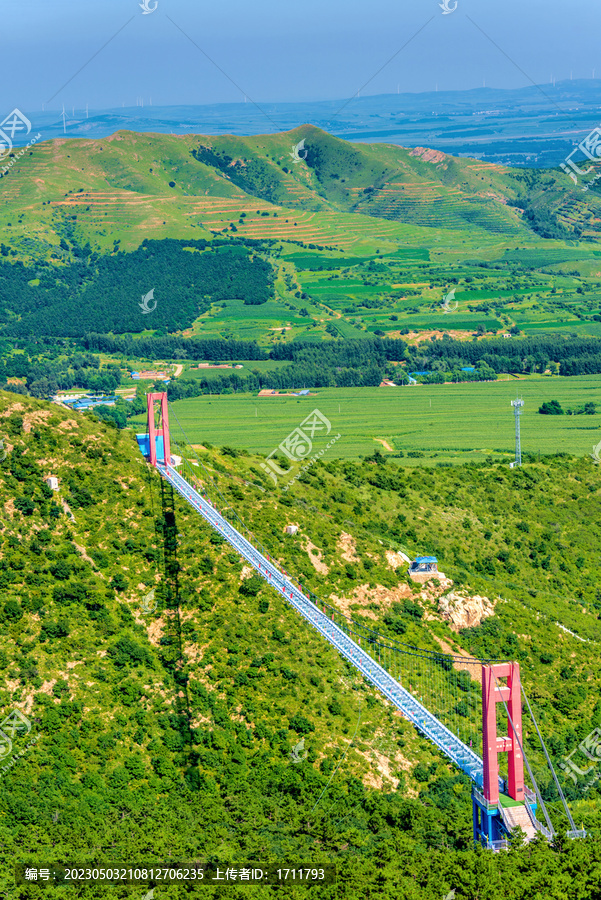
[1,126,599,264]
[4,125,601,351]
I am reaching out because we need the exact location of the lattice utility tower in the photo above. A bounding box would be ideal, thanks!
[511,398,524,467]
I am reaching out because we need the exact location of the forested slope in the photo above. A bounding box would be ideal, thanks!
[2,392,601,898]
[0,239,274,338]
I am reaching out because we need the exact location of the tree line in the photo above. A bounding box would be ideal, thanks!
[83,333,269,361]
[0,239,275,338]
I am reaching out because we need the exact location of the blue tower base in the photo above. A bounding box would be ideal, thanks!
[472,787,507,850]
[136,433,165,461]
[472,786,539,851]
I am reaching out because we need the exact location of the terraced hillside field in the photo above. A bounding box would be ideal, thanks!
[2,125,599,262]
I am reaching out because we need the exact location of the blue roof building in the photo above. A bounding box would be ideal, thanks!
[63,395,117,411]
[409,556,438,574]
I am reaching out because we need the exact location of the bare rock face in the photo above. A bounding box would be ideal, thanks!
[409,147,447,164]
[386,549,412,569]
[438,591,496,632]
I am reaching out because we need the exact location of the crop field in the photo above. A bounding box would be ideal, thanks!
[135,375,601,465]
[366,313,503,332]
[263,245,601,344]
[501,248,601,266]
[192,296,330,342]
[281,248,432,267]
[183,359,291,379]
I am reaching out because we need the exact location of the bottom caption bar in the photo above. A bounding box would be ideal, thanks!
[16,864,336,885]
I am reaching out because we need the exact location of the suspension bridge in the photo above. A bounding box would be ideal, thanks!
[138,393,584,850]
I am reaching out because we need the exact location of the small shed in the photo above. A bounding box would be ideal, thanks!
[285,524,299,535]
[45,476,59,491]
[410,556,438,574]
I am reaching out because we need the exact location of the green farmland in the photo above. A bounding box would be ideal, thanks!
[141,375,601,465]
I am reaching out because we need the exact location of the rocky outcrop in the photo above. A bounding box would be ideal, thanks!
[385,549,412,569]
[304,539,329,575]
[409,147,447,164]
[330,582,415,620]
[338,532,359,563]
[438,591,496,631]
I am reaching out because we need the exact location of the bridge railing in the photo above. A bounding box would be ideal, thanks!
[159,460,487,783]
[171,450,490,758]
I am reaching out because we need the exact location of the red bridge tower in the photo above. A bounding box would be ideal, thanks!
[146,392,171,467]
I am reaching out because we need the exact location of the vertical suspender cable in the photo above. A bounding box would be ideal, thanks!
[521,687,579,835]
[492,673,555,837]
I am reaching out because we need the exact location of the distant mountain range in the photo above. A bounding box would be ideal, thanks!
[12,79,601,167]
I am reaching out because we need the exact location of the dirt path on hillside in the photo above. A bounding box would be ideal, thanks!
[431,635,483,685]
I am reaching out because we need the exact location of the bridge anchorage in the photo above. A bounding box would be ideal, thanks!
[137,392,585,850]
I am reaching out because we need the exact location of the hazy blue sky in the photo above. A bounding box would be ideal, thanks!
[3,0,600,112]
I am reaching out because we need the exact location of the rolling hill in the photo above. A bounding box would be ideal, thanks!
[1,126,599,263]
[15,80,601,168]
[4,126,601,346]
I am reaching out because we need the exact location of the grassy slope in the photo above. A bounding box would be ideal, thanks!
[1,126,596,261]
[0,391,474,897]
